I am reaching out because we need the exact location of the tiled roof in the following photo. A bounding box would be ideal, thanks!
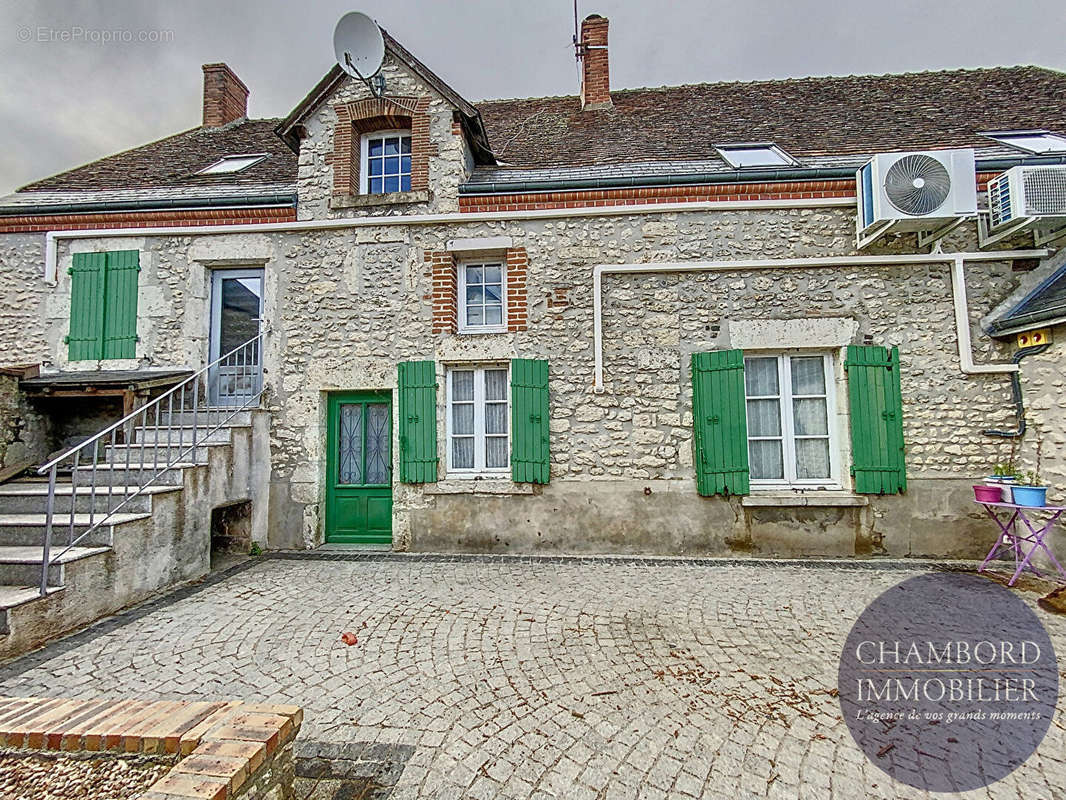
[0,183,296,211]
[477,66,1066,170]
[18,118,296,192]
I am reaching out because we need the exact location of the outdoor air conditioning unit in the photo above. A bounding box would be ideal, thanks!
[987,165,1066,230]
[856,149,978,243]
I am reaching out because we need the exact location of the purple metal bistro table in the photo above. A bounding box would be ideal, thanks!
[976,500,1066,587]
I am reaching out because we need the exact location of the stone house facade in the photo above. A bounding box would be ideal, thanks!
[2,14,1066,563]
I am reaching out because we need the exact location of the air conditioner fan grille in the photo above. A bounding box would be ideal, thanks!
[884,154,952,215]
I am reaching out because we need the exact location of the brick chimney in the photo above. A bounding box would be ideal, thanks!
[579,15,611,109]
[201,63,249,128]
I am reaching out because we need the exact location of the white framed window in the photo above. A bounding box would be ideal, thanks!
[981,130,1066,155]
[196,154,268,175]
[715,143,797,169]
[744,353,839,488]
[457,262,506,333]
[360,130,412,194]
[447,365,510,475]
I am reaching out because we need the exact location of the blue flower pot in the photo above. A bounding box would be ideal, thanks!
[1011,485,1048,507]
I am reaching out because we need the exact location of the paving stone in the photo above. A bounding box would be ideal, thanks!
[0,555,1062,799]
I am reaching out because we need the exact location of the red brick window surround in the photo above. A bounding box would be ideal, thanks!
[427,247,529,335]
[330,96,433,197]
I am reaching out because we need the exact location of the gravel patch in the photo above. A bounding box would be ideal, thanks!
[0,751,171,799]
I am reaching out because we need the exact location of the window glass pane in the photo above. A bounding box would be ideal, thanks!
[368,159,383,176]
[365,403,390,484]
[466,285,484,304]
[368,139,383,157]
[719,146,791,167]
[466,265,483,284]
[484,306,503,326]
[338,404,363,484]
[452,403,474,435]
[486,437,508,468]
[369,178,382,193]
[484,284,502,304]
[791,357,826,395]
[384,138,400,155]
[452,371,474,401]
[485,369,508,401]
[796,439,831,479]
[385,157,399,174]
[401,156,411,173]
[401,138,412,154]
[452,437,474,469]
[749,440,784,480]
[746,398,781,437]
[793,398,828,436]
[484,265,502,283]
[467,305,484,325]
[745,357,779,396]
[384,176,399,193]
[485,403,508,435]
[400,175,411,192]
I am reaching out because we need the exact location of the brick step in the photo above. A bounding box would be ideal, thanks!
[0,545,111,587]
[0,482,178,515]
[0,585,64,634]
[131,426,233,446]
[71,462,194,486]
[158,409,252,428]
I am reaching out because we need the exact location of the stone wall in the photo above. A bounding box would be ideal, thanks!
[4,204,1059,558]
[0,373,50,471]
[0,234,49,368]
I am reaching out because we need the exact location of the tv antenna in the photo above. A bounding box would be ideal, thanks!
[333,12,387,97]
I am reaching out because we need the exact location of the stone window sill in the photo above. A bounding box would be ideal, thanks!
[330,190,430,210]
[424,479,534,496]
[742,492,868,508]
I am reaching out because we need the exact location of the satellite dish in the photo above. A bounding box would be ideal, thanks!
[333,12,385,80]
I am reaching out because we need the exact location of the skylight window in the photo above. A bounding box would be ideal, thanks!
[715,143,796,169]
[982,131,1066,155]
[196,154,268,175]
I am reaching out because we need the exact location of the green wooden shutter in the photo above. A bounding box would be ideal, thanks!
[510,358,550,484]
[67,252,107,361]
[845,345,906,494]
[101,250,140,359]
[691,350,750,496]
[397,360,438,483]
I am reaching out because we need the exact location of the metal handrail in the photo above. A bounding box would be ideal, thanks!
[35,332,265,595]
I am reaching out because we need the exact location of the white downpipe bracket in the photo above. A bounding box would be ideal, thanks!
[591,250,1050,391]
[42,196,854,284]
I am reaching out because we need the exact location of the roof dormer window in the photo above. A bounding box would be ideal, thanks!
[982,130,1066,155]
[715,143,797,169]
[196,154,268,175]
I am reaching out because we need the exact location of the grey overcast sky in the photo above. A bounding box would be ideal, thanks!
[1,0,1064,195]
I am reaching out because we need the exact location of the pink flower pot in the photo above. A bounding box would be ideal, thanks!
[974,485,1005,503]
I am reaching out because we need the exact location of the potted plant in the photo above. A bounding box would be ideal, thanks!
[1011,471,1048,507]
[979,462,1019,502]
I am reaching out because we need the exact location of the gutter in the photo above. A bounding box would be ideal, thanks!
[459,154,1066,196]
[592,250,1049,391]
[987,307,1066,337]
[0,193,297,217]
[41,195,854,284]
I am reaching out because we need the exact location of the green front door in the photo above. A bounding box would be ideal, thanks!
[325,392,393,544]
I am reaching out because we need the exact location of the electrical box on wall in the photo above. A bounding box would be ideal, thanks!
[1017,328,1052,348]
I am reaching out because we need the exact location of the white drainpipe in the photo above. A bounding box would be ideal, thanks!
[41,196,854,284]
[592,249,1050,391]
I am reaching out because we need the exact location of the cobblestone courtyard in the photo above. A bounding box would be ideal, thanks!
[0,554,1063,799]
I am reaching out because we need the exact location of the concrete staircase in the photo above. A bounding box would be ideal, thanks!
[0,410,258,660]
